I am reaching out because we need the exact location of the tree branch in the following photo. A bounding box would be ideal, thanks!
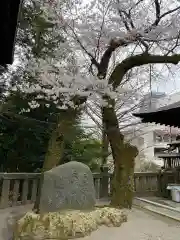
[129,0,144,13]
[92,0,180,79]
[116,0,135,30]
[120,10,135,29]
[154,0,160,20]
[145,4,180,33]
[94,2,111,61]
[70,24,100,70]
[109,53,180,89]
[97,39,128,79]
[84,106,102,130]
[166,31,180,55]
[97,0,140,80]
[117,9,131,31]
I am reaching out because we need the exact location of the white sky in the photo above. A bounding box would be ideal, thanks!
[153,75,180,94]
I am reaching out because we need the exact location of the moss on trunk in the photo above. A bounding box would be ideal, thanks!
[102,98,138,208]
[110,143,138,208]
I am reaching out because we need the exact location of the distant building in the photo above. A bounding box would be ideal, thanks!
[126,91,180,170]
[139,91,166,112]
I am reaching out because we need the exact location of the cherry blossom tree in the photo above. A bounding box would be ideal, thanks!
[23,0,180,208]
[85,74,146,164]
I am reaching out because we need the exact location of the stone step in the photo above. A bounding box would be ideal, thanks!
[133,197,180,222]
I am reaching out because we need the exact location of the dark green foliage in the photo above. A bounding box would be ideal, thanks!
[62,129,102,171]
[0,92,55,172]
[17,0,65,59]
[0,92,102,172]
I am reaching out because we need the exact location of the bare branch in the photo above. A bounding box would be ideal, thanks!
[117,0,135,30]
[120,10,135,29]
[96,1,142,79]
[97,38,128,79]
[109,53,180,89]
[166,31,180,55]
[116,0,135,30]
[129,0,144,13]
[95,1,112,60]
[134,0,180,51]
[117,102,141,121]
[143,35,179,42]
[159,6,180,21]
[138,39,149,52]
[69,24,100,70]
[95,16,106,59]
[145,5,180,33]
[84,107,102,130]
[96,0,175,77]
[117,9,131,31]
[86,103,102,120]
[154,0,160,20]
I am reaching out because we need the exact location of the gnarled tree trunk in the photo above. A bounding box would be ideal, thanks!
[102,98,138,208]
[111,142,138,208]
[33,109,78,213]
[43,109,78,169]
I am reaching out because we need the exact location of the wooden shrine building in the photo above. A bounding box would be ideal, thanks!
[133,101,180,198]
[133,101,180,129]
[0,0,22,67]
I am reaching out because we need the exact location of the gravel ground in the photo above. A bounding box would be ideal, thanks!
[0,205,180,240]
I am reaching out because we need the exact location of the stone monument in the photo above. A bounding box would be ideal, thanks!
[40,161,96,213]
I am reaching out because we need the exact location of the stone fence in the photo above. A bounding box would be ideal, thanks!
[0,172,159,209]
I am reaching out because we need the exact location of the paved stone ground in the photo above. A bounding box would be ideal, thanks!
[144,196,180,210]
[0,204,33,240]
[78,208,180,240]
[0,205,180,240]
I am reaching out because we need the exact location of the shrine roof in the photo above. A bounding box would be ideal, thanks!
[133,100,180,128]
[0,0,21,66]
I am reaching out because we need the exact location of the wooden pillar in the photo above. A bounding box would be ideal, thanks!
[100,166,109,199]
[0,179,10,208]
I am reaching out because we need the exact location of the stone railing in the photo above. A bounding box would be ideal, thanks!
[0,172,159,209]
[0,173,39,209]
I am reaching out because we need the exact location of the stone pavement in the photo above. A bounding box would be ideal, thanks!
[0,204,33,240]
[78,208,180,240]
[0,205,180,240]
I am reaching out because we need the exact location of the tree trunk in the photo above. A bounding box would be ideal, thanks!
[42,119,65,172]
[102,98,138,208]
[33,109,78,213]
[111,142,138,208]
[101,119,109,166]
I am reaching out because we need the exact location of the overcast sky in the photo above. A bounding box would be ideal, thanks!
[153,78,179,94]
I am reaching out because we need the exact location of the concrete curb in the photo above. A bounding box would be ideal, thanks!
[133,197,180,222]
